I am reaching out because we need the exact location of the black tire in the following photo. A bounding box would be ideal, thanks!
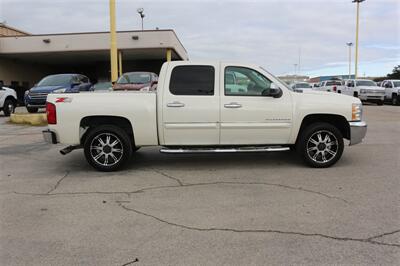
[84,125,132,171]
[392,94,399,106]
[296,123,344,168]
[377,100,384,106]
[353,92,358,98]
[27,107,38,113]
[3,98,16,116]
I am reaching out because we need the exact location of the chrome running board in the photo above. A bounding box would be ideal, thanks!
[160,146,290,154]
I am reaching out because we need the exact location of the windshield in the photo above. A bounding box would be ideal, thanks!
[259,67,292,91]
[296,83,311,89]
[393,81,400,87]
[37,75,72,86]
[356,80,376,87]
[117,73,151,84]
[94,82,112,90]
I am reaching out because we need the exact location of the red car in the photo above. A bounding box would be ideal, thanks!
[113,72,158,91]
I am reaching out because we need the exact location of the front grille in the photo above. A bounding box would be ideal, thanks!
[29,92,48,99]
[367,90,385,94]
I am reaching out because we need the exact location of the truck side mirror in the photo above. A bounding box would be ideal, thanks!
[262,88,282,98]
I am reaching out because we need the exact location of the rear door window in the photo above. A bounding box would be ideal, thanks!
[169,66,215,95]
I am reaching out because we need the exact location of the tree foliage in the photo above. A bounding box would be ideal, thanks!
[387,65,400,79]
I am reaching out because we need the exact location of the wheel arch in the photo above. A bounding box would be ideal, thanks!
[296,114,350,143]
[80,116,135,146]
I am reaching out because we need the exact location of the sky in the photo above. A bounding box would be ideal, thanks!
[1,0,399,77]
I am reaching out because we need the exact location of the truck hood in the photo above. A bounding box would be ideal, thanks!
[294,89,360,104]
[30,85,68,93]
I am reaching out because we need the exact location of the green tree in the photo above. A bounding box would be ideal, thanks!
[387,65,400,79]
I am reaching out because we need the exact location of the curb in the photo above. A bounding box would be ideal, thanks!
[10,113,48,126]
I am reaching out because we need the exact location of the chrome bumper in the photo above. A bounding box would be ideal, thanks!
[349,121,367,146]
[42,130,57,144]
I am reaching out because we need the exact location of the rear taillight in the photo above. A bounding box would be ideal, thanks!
[333,86,337,92]
[46,102,57,124]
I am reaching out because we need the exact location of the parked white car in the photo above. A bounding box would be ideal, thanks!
[381,80,400,105]
[43,61,367,171]
[0,86,18,116]
[290,82,313,93]
[316,80,344,93]
[342,79,385,105]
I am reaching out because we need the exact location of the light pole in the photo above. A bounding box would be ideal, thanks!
[346,42,353,79]
[109,0,118,83]
[137,8,145,31]
[352,0,365,78]
[293,63,298,81]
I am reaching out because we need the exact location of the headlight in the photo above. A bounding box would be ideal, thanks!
[360,89,366,94]
[139,86,150,92]
[352,103,363,121]
[53,88,67,93]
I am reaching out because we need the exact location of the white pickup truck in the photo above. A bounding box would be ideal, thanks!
[342,79,385,105]
[43,61,367,171]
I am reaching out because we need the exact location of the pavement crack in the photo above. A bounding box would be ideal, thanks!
[13,180,348,204]
[367,229,400,241]
[118,203,400,248]
[121,258,139,266]
[151,168,183,186]
[46,171,70,194]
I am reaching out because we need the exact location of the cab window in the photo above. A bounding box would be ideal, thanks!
[224,66,273,96]
[169,65,215,96]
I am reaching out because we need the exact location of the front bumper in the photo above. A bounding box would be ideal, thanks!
[349,121,367,146]
[359,94,384,101]
[42,130,58,144]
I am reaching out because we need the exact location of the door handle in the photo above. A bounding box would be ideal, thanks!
[167,101,185,107]
[224,102,242,108]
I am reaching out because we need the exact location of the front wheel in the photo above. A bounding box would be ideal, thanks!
[84,125,132,171]
[3,99,16,116]
[297,123,344,168]
[392,94,399,106]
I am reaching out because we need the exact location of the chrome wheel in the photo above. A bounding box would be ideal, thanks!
[306,130,338,163]
[90,133,124,167]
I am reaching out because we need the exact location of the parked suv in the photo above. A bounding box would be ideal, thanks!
[381,80,400,105]
[342,79,385,105]
[0,85,18,116]
[25,74,91,113]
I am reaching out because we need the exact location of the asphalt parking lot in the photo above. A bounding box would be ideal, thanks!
[0,105,399,265]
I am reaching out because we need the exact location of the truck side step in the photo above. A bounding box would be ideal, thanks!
[160,146,290,154]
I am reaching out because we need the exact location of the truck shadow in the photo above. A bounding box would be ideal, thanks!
[126,147,304,171]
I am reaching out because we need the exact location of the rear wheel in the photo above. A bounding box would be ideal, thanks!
[377,100,384,106]
[26,107,38,113]
[3,99,16,116]
[297,123,344,168]
[84,125,132,171]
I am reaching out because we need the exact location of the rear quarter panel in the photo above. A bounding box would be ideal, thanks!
[47,91,158,146]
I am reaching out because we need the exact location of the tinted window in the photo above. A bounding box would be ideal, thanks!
[225,66,273,96]
[170,66,214,95]
[356,80,376,87]
[326,81,342,86]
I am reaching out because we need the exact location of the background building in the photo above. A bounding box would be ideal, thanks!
[0,24,188,102]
